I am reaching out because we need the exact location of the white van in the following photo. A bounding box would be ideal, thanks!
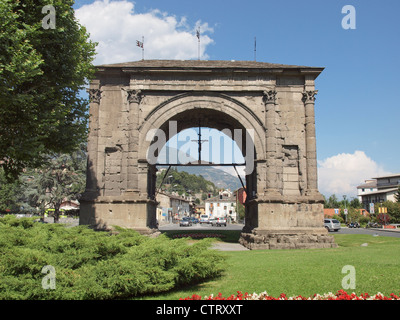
[200,214,209,224]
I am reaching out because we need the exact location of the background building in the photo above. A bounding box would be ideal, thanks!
[357,174,400,210]
[156,192,192,224]
[205,190,237,222]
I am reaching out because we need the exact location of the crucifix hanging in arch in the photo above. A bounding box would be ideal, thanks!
[191,120,208,164]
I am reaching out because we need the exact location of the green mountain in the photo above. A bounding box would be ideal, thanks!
[156,146,244,192]
[176,166,243,191]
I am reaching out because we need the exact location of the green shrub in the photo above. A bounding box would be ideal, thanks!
[0,215,225,299]
[359,216,370,226]
[332,214,343,223]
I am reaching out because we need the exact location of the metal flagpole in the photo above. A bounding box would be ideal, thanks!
[136,37,144,60]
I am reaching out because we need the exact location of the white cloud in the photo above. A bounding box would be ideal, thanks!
[75,0,214,65]
[318,150,391,197]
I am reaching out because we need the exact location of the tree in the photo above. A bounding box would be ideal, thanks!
[395,186,400,203]
[377,213,390,226]
[342,207,361,223]
[0,0,96,178]
[26,146,86,223]
[349,197,362,209]
[156,167,217,196]
[324,194,340,208]
[236,201,245,221]
[0,168,23,213]
[379,200,400,224]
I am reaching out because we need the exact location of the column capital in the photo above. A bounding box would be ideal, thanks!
[87,88,102,104]
[263,90,277,104]
[302,90,318,103]
[126,89,143,104]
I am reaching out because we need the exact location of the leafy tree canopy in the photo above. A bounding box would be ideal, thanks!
[323,194,362,209]
[395,186,400,203]
[0,145,87,220]
[26,145,87,222]
[156,167,218,197]
[0,168,23,213]
[0,0,96,178]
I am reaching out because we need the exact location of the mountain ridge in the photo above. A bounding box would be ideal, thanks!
[156,146,244,191]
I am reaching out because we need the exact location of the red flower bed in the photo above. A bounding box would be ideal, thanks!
[180,290,400,300]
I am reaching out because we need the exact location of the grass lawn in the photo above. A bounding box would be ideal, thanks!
[145,233,400,300]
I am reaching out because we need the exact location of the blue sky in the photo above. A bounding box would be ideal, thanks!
[73,0,400,197]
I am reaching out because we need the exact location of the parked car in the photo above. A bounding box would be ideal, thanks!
[324,219,341,232]
[179,217,192,227]
[209,217,217,225]
[189,217,199,224]
[212,217,227,227]
[200,214,209,224]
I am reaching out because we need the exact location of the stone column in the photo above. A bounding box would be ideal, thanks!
[125,89,143,194]
[85,86,102,198]
[263,90,280,197]
[302,90,319,194]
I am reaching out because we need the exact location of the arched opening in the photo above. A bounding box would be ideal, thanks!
[155,127,246,223]
[144,107,259,233]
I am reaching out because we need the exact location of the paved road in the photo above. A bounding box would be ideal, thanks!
[159,222,244,231]
[159,224,400,251]
[160,223,400,238]
[331,227,400,238]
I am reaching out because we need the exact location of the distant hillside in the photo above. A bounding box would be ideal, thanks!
[156,146,244,191]
[177,166,242,191]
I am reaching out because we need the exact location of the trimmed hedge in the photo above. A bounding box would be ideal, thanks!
[0,215,225,299]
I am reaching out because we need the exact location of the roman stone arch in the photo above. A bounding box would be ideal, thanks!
[138,92,265,160]
[80,60,337,249]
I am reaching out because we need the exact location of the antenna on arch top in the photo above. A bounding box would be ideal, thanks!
[196,26,201,60]
[254,36,257,61]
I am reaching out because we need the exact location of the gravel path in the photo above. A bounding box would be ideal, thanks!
[211,242,249,251]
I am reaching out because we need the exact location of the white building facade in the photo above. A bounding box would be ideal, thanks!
[205,190,237,222]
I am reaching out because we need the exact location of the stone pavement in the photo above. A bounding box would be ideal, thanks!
[211,242,249,251]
